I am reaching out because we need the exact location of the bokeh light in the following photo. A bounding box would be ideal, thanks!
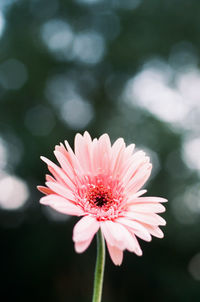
[0,137,7,170]
[188,253,200,281]
[0,173,29,210]
[40,19,74,61]
[60,96,94,130]
[0,10,5,38]
[182,137,200,172]
[72,31,105,65]
[123,59,187,125]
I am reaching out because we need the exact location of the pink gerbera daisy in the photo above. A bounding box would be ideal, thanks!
[38,132,167,265]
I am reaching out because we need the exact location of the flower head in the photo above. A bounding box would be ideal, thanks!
[38,132,167,265]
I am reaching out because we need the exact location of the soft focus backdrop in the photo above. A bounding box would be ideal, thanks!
[1,0,200,301]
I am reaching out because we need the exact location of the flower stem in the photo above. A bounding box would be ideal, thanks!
[92,229,105,302]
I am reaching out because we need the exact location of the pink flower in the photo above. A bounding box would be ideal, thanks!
[38,132,167,265]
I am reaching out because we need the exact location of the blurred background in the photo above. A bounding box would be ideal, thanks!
[0,0,200,301]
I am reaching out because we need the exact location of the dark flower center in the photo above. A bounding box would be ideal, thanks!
[94,193,108,207]
[87,184,113,208]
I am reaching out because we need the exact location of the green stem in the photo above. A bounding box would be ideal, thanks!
[92,229,106,302]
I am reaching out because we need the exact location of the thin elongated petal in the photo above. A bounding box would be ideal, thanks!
[106,243,123,266]
[128,203,166,213]
[125,163,152,194]
[54,150,75,179]
[121,151,148,184]
[142,223,164,238]
[75,237,94,253]
[111,138,125,175]
[124,143,135,158]
[125,212,166,226]
[37,185,53,195]
[117,217,152,242]
[45,181,75,202]
[65,139,84,175]
[128,226,151,242]
[91,138,100,173]
[101,220,140,252]
[127,190,147,200]
[129,234,143,256]
[48,166,66,186]
[41,156,74,189]
[122,158,146,186]
[130,196,168,203]
[55,143,71,162]
[40,194,83,216]
[97,134,112,173]
[75,133,92,173]
[45,174,56,182]
[102,219,143,256]
[83,131,92,142]
[100,221,123,248]
[73,216,99,242]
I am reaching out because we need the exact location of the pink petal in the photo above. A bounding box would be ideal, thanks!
[110,138,126,176]
[116,144,136,176]
[128,203,166,213]
[45,174,56,182]
[131,196,168,203]
[40,194,83,216]
[122,158,147,186]
[121,151,148,184]
[74,237,94,253]
[142,224,164,238]
[98,134,112,170]
[47,166,66,186]
[117,217,152,242]
[100,220,141,253]
[100,220,123,248]
[55,143,71,163]
[128,233,143,256]
[83,131,92,141]
[41,156,74,189]
[73,216,100,242]
[125,164,152,194]
[37,185,54,195]
[74,133,92,174]
[125,212,166,226]
[106,243,123,266]
[128,227,151,242]
[54,150,75,180]
[90,138,100,173]
[124,143,135,158]
[64,139,84,175]
[127,190,147,200]
[91,134,112,174]
[45,181,75,202]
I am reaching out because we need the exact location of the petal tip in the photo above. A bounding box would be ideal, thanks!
[136,249,143,256]
[39,197,48,205]
[40,156,49,164]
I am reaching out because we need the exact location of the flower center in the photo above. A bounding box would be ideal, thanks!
[75,175,125,220]
[87,184,113,209]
